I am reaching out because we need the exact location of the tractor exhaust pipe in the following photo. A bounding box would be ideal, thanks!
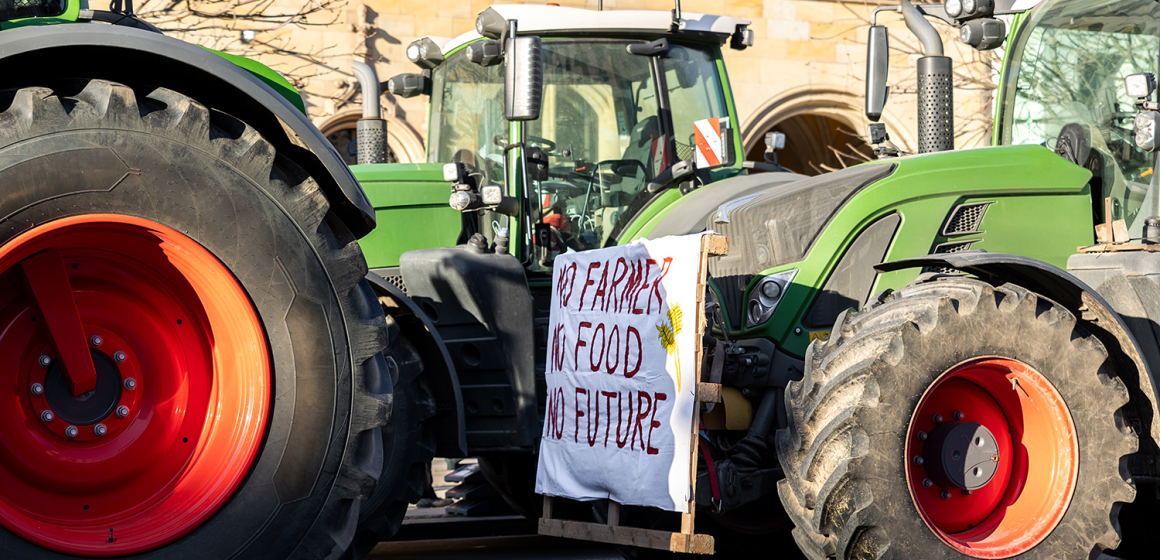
[901,0,953,153]
[352,60,389,164]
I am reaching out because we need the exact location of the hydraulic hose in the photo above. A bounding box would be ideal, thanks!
[729,389,779,472]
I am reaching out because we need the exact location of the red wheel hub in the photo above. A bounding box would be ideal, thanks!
[0,215,270,556]
[905,357,1078,558]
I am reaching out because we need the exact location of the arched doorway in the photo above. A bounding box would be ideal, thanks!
[745,113,873,176]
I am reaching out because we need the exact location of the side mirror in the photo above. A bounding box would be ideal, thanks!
[504,27,544,121]
[865,25,890,122]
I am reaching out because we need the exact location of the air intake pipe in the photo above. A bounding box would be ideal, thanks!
[352,60,389,164]
[901,0,953,153]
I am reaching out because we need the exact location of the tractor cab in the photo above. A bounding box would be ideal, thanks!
[996,0,1160,237]
[389,5,754,272]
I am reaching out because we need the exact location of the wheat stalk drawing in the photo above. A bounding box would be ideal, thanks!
[656,303,684,392]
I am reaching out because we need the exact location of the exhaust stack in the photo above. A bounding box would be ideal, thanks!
[352,60,389,164]
[901,0,953,153]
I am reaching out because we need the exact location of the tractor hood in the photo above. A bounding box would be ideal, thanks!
[707,163,898,329]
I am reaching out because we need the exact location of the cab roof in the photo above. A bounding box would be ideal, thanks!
[434,4,751,56]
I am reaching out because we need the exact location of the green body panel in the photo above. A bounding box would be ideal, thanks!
[631,145,1092,357]
[353,163,463,268]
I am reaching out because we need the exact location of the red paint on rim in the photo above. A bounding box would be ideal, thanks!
[905,357,1078,558]
[0,215,270,556]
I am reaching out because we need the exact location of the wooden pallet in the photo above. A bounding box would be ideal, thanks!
[538,234,729,555]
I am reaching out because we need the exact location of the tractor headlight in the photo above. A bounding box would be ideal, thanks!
[960,18,1005,50]
[746,269,797,328]
[465,39,503,67]
[1126,73,1156,99]
[1135,112,1158,152]
[962,0,976,15]
[443,162,462,182]
[945,0,963,18]
[481,185,504,205]
[407,37,444,70]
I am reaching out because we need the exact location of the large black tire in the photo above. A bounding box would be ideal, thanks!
[0,80,392,559]
[775,277,1136,559]
[348,314,437,558]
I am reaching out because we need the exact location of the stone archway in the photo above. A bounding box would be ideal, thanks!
[316,110,426,165]
[741,87,913,175]
[745,113,872,175]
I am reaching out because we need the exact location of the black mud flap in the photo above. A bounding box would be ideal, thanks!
[400,246,538,452]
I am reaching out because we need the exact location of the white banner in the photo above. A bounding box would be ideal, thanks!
[535,233,705,512]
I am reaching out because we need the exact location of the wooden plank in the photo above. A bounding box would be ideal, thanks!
[539,519,715,555]
[1113,219,1130,243]
[607,501,620,526]
[1078,242,1160,253]
[543,495,553,520]
[702,234,729,256]
[1094,222,1111,244]
[696,382,722,403]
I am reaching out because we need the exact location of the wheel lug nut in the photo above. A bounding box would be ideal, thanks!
[953,410,964,421]
[114,351,127,363]
[913,456,924,466]
[932,414,944,424]
[40,410,54,422]
[941,490,952,500]
[38,355,51,367]
[922,478,933,488]
[90,335,103,347]
[94,424,107,437]
[65,425,78,438]
[123,378,136,391]
[961,489,972,497]
[917,431,927,441]
[30,383,44,396]
[116,405,130,418]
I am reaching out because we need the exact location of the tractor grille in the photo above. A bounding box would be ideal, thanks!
[942,202,991,236]
[384,273,407,294]
[372,267,408,295]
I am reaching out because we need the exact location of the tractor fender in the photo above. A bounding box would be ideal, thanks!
[876,251,1160,454]
[0,23,376,238]
[366,272,468,458]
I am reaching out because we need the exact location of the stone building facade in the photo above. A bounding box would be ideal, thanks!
[178,0,994,174]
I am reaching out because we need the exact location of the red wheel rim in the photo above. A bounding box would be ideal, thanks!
[905,357,1077,558]
[0,215,270,556]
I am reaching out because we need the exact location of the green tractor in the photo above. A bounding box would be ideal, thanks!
[0,2,414,559]
[356,0,1160,558]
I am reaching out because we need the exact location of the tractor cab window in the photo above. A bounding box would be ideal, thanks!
[1001,0,1160,236]
[526,40,662,259]
[663,45,729,164]
[428,49,506,187]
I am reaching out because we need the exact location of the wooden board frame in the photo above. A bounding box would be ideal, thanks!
[538,234,729,555]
